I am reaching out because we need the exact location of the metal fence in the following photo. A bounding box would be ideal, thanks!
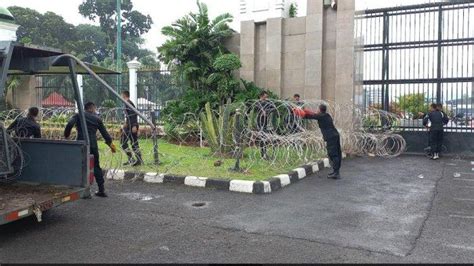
[354,1,474,132]
[35,68,185,124]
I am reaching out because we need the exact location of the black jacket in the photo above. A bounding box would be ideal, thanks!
[124,100,139,129]
[305,112,340,141]
[255,100,276,130]
[64,112,112,148]
[423,110,448,131]
[7,116,41,138]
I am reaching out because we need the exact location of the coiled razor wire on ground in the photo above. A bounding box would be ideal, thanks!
[0,100,406,180]
[0,124,25,183]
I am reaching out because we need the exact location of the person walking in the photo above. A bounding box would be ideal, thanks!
[7,107,41,138]
[302,104,342,179]
[64,102,116,197]
[423,103,448,160]
[120,91,142,166]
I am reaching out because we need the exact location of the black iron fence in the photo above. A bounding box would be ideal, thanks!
[34,68,185,124]
[355,1,474,132]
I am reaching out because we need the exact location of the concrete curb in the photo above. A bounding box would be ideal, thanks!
[105,153,347,194]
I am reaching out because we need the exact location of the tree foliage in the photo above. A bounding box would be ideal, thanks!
[9,5,156,66]
[158,1,234,91]
[78,0,153,53]
[399,93,428,118]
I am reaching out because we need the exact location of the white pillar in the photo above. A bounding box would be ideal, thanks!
[127,58,141,106]
[75,74,84,112]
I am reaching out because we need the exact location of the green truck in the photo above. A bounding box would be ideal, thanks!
[0,41,156,225]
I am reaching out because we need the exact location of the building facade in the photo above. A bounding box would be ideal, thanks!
[236,0,356,107]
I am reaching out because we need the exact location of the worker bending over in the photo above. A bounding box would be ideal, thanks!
[64,102,116,197]
[301,104,342,179]
[7,107,41,138]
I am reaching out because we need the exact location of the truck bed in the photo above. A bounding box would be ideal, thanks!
[0,182,85,225]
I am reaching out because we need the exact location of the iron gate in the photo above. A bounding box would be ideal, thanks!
[354,1,474,132]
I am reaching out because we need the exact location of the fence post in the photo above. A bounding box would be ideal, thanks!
[75,74,83,112]
[127,58,141,106]
[230,109,243,172]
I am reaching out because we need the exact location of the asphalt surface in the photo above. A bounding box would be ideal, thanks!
[1,155,474,263]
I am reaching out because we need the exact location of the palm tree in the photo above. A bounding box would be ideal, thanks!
[158,1,234,91]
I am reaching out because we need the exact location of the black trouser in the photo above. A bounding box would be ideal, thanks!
[121,129,142,161]
[257,120,269,158]
[90,146,105,192]
[326,135,342,173]
[430,130,444,153]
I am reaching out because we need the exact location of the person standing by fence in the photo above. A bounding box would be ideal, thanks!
[120,91,143,166]
[423,103,449,160]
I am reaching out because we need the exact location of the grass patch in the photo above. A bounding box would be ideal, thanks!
[98,139,313,181]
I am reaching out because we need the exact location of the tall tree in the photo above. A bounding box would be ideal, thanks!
[74,24,109,62]
[158,1,234,91]
[9,6,76,51]
[78,0,153,59]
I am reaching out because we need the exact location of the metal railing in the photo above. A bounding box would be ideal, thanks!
[354,0,474,132]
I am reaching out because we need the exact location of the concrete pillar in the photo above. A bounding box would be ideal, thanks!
[265,18,283,95]
[305,0,324,100]
[77,74,84,101]
[240,20,256,82]
[127,58,141,106]
[75,74,83,111]
[10,76,41,110]
[334,0,355,107]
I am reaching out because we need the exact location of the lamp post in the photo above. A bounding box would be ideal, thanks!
[116,0,122,92]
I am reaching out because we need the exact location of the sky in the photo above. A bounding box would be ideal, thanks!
[0,0,440,53]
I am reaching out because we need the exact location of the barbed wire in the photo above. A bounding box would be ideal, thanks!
[0,100,406,180]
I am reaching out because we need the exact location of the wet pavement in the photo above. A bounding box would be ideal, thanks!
[1,155,473,263]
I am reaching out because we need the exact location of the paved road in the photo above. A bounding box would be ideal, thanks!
[1,156,474,263]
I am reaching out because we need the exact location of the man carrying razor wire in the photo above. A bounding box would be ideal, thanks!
[64,102,116,197]
[296,104,342,180]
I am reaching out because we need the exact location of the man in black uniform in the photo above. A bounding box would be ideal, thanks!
[64,102,116,197]
[423,103,448,160]
[303,104,342,179]
[120,91,142,166]
[7,107,41,138]
[255,91,275,160]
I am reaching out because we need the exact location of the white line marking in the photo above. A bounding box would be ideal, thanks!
[312,163,319,173]
[106,169,125,180]
[144,173,164,183]
[184,176,207,187]
[293,168,306,179]
[454,198,474,202]
[274,174,291,187]
[261,181,271,193]
[229,180,254,193]
[323,158,330,168]
[449,214,474,219]
[446,244,474,251]
[18,209,29,217]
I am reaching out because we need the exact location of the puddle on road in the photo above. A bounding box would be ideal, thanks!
[119,192,163,201]
[185,201,211,209]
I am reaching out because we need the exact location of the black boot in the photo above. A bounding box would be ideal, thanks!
[95,191,108,197]
[132,153,143,167]
[95,185,108,197]
[328,171,341,180]
[123,152,134,166]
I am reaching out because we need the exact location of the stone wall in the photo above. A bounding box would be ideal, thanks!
[7,76,42,110]
[238,0,355,105]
